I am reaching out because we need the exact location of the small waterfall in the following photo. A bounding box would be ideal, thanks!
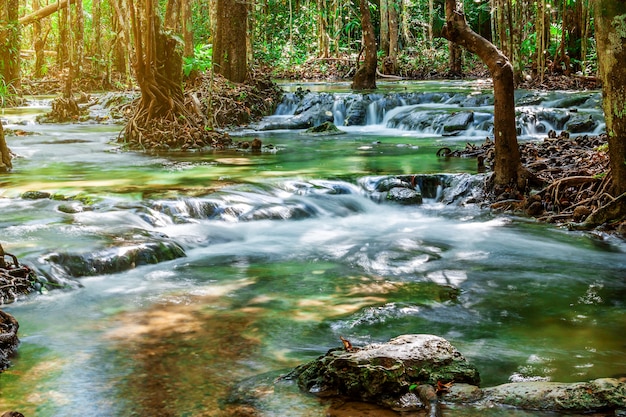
[265,89,604,137]
[333,98,346,126]
[274,92,300,115]
[366,101,381,125]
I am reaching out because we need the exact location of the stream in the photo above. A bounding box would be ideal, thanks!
[0,81,624,417]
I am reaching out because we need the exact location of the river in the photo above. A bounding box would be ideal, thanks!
[0,81,624,417]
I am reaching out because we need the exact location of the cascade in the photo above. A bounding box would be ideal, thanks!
[263,89,604,139]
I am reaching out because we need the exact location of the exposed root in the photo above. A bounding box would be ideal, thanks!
[119,70,282,151]
[438,132,624,232]
[0,245,40,305]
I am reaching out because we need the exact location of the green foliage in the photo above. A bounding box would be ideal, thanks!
[183,44,213,77]
[0,77,18,108]
[595,143,609,153]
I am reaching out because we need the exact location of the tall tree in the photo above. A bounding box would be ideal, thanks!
[182,0,194,57]
[594,0,626,198]
[213,0,248,83]
[72,0,85,79]
[352,0,377,90]
[317,0,329,58]
[380,0,399,74]
[442,0,524,188]
[0,0,21,87]
[122,0,189,142]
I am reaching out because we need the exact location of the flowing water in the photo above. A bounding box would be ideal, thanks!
[0,81,624,417]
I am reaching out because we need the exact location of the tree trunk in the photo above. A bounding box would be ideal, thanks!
[213,0,248,83]
[352,0,377,90]
[388,1,398,72]
[380,0,390,56]
[449,41,462,76]
[182,0,194,57]
[594,1,626,197]
[33,0,46,78]
[58,1,69,71]
[442,0,522,188]
[72,0,84,79]
[381,0,399,74]
[110,0,131,81]
[0,123,11,172]
[0,0,21,87]
[535,0,546,82]
[317,0,329,58]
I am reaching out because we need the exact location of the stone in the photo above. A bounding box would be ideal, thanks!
[477,378,626,412]
[566,114,598,133]
[302,122,346,136]
[290,334,480,407]
[443,111,474,133]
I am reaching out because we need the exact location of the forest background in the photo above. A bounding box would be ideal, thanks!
[0,0,598,97]
[0,0,625,227]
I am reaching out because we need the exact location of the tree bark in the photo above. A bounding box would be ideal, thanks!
[182,0,194,58]
[213,0,248,83]
[380,0,390,56]
[57,0,69,71]
[0,123,11,173]
[352,0,377,90]
[317,0,329,58]
[442,0,522,188]
[594,1,626,197]
[380,0,399,74]
[0,0,21,87]
[72,0,84,79]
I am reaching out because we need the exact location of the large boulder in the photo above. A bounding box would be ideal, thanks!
[443,111,474,133]
[290,334,480,406]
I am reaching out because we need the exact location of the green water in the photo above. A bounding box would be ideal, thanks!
[0,85,624,417]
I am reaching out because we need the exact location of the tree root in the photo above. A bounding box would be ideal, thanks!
[0,245,39,305]
[442,133,625,229]
[119,70,282,151]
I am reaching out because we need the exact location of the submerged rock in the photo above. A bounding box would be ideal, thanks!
[288,334,479,408]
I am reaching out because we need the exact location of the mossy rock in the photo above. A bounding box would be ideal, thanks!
[302,121,346,136]
[290,334,479,405]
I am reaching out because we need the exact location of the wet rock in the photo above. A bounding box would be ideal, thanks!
[552,94,594,109]
[289,334,480,408]
[302,121,346,136]
[21,190,51,200]
[386,187,423,205]
[459,93,493,107]
[388,109,440,131]
[536,109,571,130]
[0,309,19,372]
[565,114,599,133]
[443,111,474,133]
[45,241,186,277]
[364,177,423,205]
[460,378,626,413]
[344,99,368,126]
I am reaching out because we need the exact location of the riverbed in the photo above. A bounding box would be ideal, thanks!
[0,81,624,416]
